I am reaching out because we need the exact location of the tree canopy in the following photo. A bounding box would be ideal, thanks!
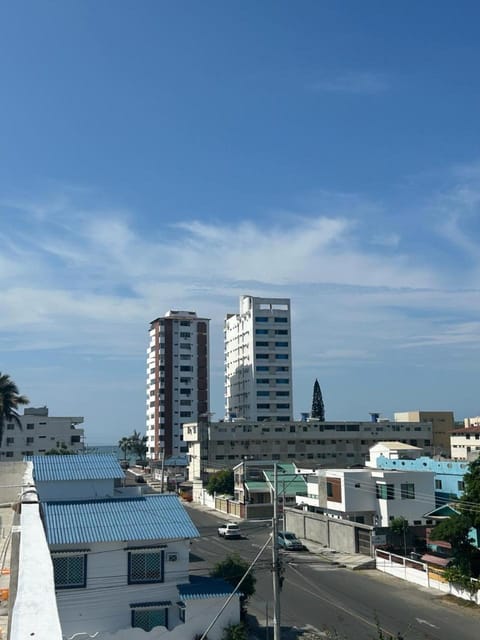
[206,469,234,496]
[210,553,256,606]
[0,373,29,447]
[311,378,325,421]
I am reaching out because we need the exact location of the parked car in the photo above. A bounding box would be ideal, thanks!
[277,531,304,550]
[217,523,241,539]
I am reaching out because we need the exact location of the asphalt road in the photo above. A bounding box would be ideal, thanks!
[186,504,480,640]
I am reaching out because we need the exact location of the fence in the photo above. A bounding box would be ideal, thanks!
[375,549,480,604]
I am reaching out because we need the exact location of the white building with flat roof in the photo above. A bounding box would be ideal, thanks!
[298,467,435,527]
[146,310,210,460]
[224,296,292,422]
[0,406,84,460]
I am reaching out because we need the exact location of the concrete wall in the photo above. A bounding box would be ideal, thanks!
[285,508,373,554]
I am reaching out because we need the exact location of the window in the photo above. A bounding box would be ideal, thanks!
[256,378,269,384]
[401,483,415,499]
[255,317,268,322]
[26,437,34,444]
[178,602,186,623]
[256,354,269,359]
[255,341,268,347]
[435,479,443,490]
[376,483,395,500]
[275,329,288,335]
[26,423,34,430]
[131,603,169,631]
[53,554,87,589]
[179,332,191,338]
[180,412,191,418]
[179,354,191,360]
[275,341,288,347]
[277,403,290,409]
[6,424,14,430]
[257,403,270,409]
[275,354,288,359]
[257,366,269,371]
[180,366,193,372]
[458,480,465,491]
[257,391,269,396]
[276,378,289,384]
[276,391,289,397]
[6,438,13,445]
[128,550,164,584]
[256,329,268,335]
[274,317,288,323]
[180,320,190,326]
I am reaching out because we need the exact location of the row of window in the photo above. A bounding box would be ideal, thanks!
[257,403,290,409]
[255,316,288,323]
[375,483,415,500]
[256,354,289,360]
[255,328,288,335]
[256,366,289,372]
[255,341,289,348]
[53,549,173,590]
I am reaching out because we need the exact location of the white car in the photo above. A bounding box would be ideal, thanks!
[217,523,241,539]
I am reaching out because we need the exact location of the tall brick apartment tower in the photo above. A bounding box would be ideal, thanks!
[146,310,209,460]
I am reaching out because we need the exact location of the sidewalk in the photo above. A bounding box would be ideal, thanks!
[186,500,374,570]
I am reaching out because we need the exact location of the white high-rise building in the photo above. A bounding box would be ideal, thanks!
[146,310,209,461]
[224,296,293,422]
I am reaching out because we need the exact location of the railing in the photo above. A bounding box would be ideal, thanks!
[375,549,480,604]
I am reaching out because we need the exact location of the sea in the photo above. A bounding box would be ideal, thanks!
[84,444,138,465]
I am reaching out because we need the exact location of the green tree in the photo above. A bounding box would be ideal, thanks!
[0,373,29,447]
[210,553,256,611]
[118,436,132,461]
[45,441,76,455]
[430,513,475,576]
[130,429,148,465]
[460,457,480,528]
[311,379,325,421]
[206,469,234,496]
[390,516,409,556]
[221,623,247,640]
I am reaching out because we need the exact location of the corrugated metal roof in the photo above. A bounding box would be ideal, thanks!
[177,576,239,600]
[26,454,125,481]
[263,463,306,495]
[43,494,199,544]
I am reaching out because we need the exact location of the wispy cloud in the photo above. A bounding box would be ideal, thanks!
[309,71,390,95]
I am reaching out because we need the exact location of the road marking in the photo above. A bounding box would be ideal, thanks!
[415,618,438,629]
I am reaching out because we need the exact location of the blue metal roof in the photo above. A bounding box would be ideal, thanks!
[26,454,125,481]
[43,494,200,544]
[177,576,240,600]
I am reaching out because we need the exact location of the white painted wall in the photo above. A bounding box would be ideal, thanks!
[55,539,191,637]
[37,478,116,501]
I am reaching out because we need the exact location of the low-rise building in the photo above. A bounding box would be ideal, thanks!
[16,454,240,640]
[394,411,454,456]
[184,418,433,482]
[297,466,435,527]
[450,426,480,461]
[0,406,84,460]
[367,441,468,505]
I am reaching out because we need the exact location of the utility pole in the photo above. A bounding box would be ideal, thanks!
[272,463,281,640]
[160,450,165,493]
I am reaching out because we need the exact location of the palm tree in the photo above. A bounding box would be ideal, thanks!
[130,430,148,465]
[0,373,29,447]
[118,436,132,461]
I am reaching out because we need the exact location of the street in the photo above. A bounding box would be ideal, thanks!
[186,504,480,640]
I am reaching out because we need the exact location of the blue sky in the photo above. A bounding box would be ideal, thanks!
[2,1,480,445]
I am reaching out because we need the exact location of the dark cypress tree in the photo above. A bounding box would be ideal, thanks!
[311,379,325,421]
